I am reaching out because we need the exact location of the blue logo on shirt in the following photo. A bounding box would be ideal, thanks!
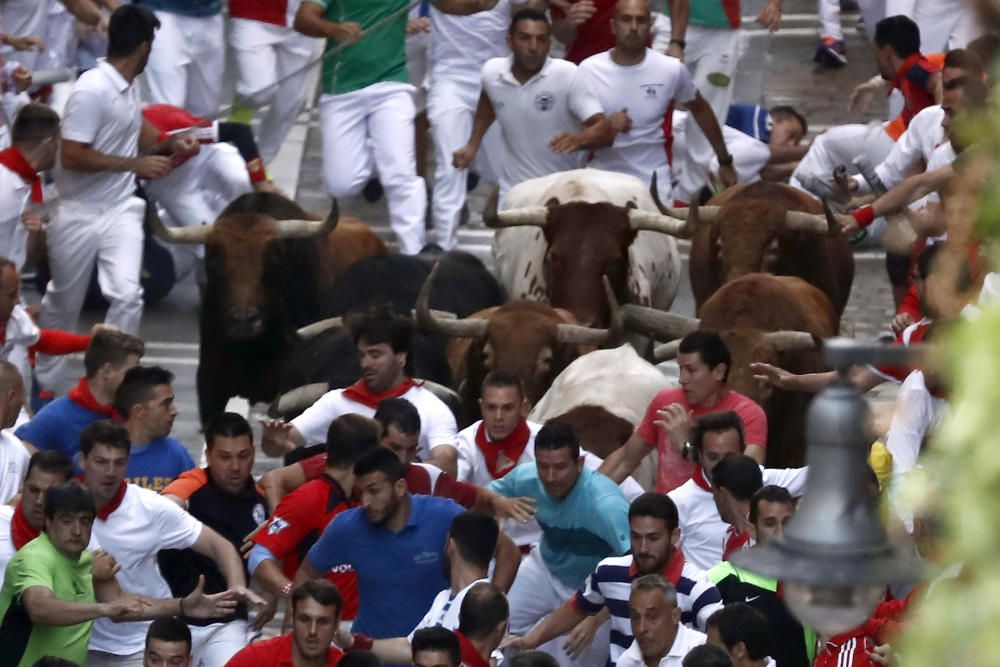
[535,92,555,111]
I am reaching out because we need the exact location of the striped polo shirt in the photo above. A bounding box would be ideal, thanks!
[573,549,723,665]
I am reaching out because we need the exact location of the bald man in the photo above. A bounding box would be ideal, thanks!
[0,360,30,503]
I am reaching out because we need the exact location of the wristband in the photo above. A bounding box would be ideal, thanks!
[281,581,293,597]
[352,633,374,651]
[718,153,734,167]
[670,38,686,49]
[851,204,875,229]
[246,157,267,184]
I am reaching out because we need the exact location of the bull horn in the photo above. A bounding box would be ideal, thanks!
[415,262,489,339]
[486,206,550,229]
[297,318,344,340]
[627,209,695,237]
[653,340,681,362]
[667,202,722,224]
[783,209,830,234]
[621,303,700,341]
[269,382,330,417]
[555,275,623,345]
[763,330,819,352]
[648,172,718,222]
[147,204,213,244]
[275,199,340,238]
[821,198,840,236]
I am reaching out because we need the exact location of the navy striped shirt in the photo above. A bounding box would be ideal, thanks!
[573,551,723,665]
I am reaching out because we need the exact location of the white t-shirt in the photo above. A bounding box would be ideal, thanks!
[855,105,946,193]
[0,303,39,396]
[709,125,773,184]
[430,0,510,83]
[89,484,204,655]
[0,164,34,270]
[0,429,29,504]
[481,56,604,198]
[0,504,102,590]
[290,384,457,463]
[886,370,945,479]
[408,577,490,639]
[669,466,808,570]
[578,49,697,183]
[56,59,142,206]
[616,624,707,667]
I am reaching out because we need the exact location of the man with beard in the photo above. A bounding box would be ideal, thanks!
[506,493,722,664]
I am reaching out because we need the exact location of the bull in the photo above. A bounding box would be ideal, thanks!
[486,169,692,328]
[687,181,854,315]
[624,272,839,467]
[415,263,623,418]
[149,191,386,425]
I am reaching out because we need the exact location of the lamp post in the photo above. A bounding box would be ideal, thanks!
[732,338,922,636]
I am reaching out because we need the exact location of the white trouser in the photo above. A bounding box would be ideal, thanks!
[86,650,144,667]
[818,0,843,41]
[912,0,979,53]
[36,196,145,387]
[320,82,427,255]
[507,548,611,667]
[857,0,915,41]
[790,122,895,191]
[406,31,432,113]
[143,11,225,117]
[427,74,501,250]
[145,144,252,229]
[230,18,319,164]
[191,620,249,666]
[675,25,742,203]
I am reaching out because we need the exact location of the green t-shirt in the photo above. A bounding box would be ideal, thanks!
[306,0,410,95]
[0,533,95,666]
[667,0,740,29]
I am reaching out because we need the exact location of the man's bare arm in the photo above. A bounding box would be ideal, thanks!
[598,432,654,484]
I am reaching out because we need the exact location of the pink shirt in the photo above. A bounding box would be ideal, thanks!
[636,388,767,493]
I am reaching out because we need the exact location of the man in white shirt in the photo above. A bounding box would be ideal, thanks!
[576,0,736,202]
[616,575,706,667]
[35,4,198,392]
[79,420,260,667]
[262,309,460,476]
[453,7,628,202]
[0,360,29,502]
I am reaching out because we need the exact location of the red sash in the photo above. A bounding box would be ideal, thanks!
[341,378,421,409]
[0,146,42,203]
[10,503,38,550]
[96,481,128,520]
[475,420,531,479]
[67,377,115,417]
[692,466,712,491]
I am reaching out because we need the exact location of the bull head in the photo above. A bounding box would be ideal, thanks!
[149,199,341,244]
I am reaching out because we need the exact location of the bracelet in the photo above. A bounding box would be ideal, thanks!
[718,153,734,167]
[281,581,293,597]
[669,38,686,49]
[851,204,876,229]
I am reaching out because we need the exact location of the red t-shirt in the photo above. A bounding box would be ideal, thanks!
[551,0,617,64]
[252,475,358,620]
[637,387,767,493]
[298,454,480,508]
[229,0,288,26]
[225,632,343,666]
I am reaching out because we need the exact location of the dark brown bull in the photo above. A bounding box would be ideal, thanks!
[688,181,854,315]
[625,272,839,466]
[416,263,622,417]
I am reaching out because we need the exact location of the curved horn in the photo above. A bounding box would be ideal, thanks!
[147,204,213,244]
[784,209,830,234]
[275,199,340,238]
[648,172,720,222]
[664,202,722,224]
[763,330,819,352]
[821,198,840,236]
[628,209,695,237]
[653,340,681,362]
[297,317,344,340]
[485,206,550,229]
[621,303,700,340]
[416,262,489,339]
[269,382,330,417]
[555,275,623,346]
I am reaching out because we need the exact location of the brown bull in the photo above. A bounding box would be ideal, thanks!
[416,263,622,417]
[625,273,839,466]
[688,181,854,315]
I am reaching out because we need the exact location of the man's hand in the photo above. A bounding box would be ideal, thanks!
[183,576,240,619]
[493,495,536,523]
[260,419,296,454]
[453,144,477,170]
[718,163,737,188]
[610,108,631,134]
[890,312,914,336]
[755,0,781,32]
[500,634,537,651]
[849,79,881,113]
[666,41,684,60]
[21,210,44,233]
[168,134,200,160]
[12,65,31,93]
[103,594,148,619]
[97,14,110,34]
[653,403,693,453]
[550,132,584,153]
[330,21,363,44]
[750,362,794,390]
[249,592,278,631]
[4,35,44,52]
[566,0,597,26]
[226,585,266,609]
[839,211,861,236]
[253,180,286,196]
[131,155,173,179]
[869,644,893,666]
[406,16,430,35]
[92,550,121,582]
[564,615,601,659]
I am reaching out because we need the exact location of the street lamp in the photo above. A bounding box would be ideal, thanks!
[732,338,923,636]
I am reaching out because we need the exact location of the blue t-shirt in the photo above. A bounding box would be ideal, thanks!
[726,104,772,143]
[134,0,221,17]
[307,494,463,638]
[490,464,630,589]
[15,396,104,467]
[126,436,195,492]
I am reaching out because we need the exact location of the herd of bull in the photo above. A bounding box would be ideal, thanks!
[149,168,854,472]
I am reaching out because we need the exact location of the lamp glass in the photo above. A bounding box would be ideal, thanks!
[782,582,885,637]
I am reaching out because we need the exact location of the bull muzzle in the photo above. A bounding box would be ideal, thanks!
[225,307,265,339]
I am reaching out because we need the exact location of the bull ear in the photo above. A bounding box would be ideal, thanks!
[763,330,819,352]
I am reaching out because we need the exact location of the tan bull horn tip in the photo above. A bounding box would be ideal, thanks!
[555,321,613,346]
[820,198,839,235]
[783,210,830,234]
[653,340,681,362]
[269,382,331,418]
[482,186,500,228]
[275,199,341,239]
[764,330,820,352]
[416,263,489,339]
[621,303,700,340]
[488,206,550,229]
[147,205,213,244]
[296,317,344,340]
[627,209,692,237]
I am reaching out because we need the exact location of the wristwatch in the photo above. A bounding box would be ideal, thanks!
[681,441,693,460]
[718,153,734,167]
[669,38,686,49]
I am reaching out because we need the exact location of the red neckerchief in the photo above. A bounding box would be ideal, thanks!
[96,481,128,521]
[67,377,116,417]
[475,420,531,479]
[692,466,712,491]
[888,53,925,93]
[10,502,38,550]
[455,631,491,667]
[723,525,752,560]
[629,546,685,586]
[341,378,422,409]
[0,146,42,203]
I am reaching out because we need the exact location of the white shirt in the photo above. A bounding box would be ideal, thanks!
[0,504,102,590]
[0,303,39,393]
[430,0,510,83]
[409,577,489,639]
[616,624,707,667]
[854,105,946,193]
[886,370,945,479]
[578,49,697,179]
[0,429,28,504]
[56,59,142,206]
[89,484,203,655]
[669,466,808,570]
[0,164,34,270]
[290,384,457,462]
[709,125,773,184]
[481,56,604,197]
